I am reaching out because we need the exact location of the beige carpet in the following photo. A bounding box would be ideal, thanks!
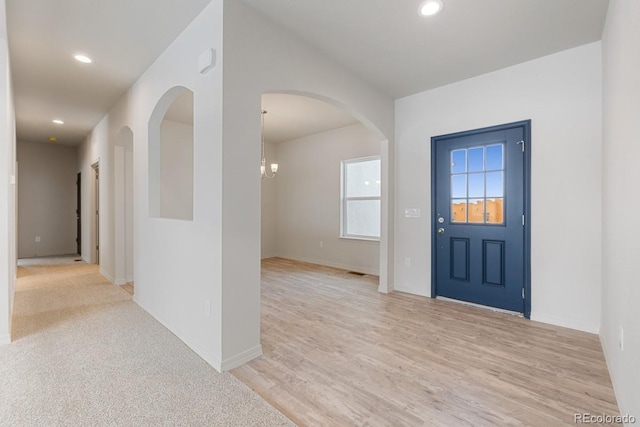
[0,257,295,427]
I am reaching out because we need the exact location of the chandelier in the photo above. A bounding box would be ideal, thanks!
[260,110,278,179]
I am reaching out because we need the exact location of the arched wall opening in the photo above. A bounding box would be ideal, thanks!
[148,86,195,221]
[260,90,392,293]
[113,126,134,286]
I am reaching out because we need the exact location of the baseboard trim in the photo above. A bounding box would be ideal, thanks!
[126,275,134,283]
[0,334,10,345]
[133,296,223,372]
[274,253,379,276]
[599,331,627,419]
[221,345,263,371]
[100,268,116,285]
[261,253,278,260]
[393,285,431,298]
[437,296,522,316]
[530,312,599,334]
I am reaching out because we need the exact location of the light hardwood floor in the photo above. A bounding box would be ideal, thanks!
[232,258,620,426]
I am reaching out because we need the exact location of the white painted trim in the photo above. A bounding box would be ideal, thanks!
[393,284,431,298]
[274,253,379,276]
[261,253,278,260]
[99,268,116,285]
[133,296,223,372]
[530,312,600,334]
[599,332,626,419]
[126,275,134,283]
[437,296,522,317]
[0,334,10,345]
[221,345,263,371]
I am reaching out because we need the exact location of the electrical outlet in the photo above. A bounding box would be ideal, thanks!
[404,257,411,268]
[204,299,211,317]
[319,241,324,248]
[35,236,41,243]
[619,326,624,351]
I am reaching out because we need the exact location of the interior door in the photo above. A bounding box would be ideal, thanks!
[92,162,100,265]
[432,121,530,314]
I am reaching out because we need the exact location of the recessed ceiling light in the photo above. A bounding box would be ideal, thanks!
[420,0,443,16]
[74,54,92,64]
[52,119,64,125]
[48,137,58,143]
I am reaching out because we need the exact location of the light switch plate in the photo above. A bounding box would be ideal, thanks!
[405,208,421,218]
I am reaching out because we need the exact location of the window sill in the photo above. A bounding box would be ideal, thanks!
[339,236,380,243]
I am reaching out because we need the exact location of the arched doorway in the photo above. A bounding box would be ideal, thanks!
[259,91,392,293]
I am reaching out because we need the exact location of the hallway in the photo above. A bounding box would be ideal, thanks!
[0,257,292,426]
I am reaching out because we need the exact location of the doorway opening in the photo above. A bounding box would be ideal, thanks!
[259,92,390,291]
[91,161,100,265]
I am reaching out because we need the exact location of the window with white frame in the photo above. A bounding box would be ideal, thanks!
[341,156,381,240]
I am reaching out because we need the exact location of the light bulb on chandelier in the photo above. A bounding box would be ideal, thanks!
[260,110,278,179]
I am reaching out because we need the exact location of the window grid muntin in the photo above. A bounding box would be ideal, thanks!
[450,143,504,225]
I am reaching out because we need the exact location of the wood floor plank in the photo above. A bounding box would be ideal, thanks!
[232,258,620,426]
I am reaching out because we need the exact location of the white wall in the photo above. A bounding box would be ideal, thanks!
[159,119,193,220]
[395,42,603,333]
[78,1,225,369]
[0,0,16,345]
[17,141,78,258]
[272,123,380,275]
[260,141,277,258]
[222,0,395,366]
[601,0,640,420]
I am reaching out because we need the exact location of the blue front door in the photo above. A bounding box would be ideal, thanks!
[432,121,530,314]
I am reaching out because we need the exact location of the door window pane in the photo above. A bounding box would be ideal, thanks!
[486,172,504,197]
[449,143,504,225]
[451,175,466,198]
[451,200,467,223]
[468,173,484,198]
[451,149,466,174]
[486,198,504,224]
[468,148,484,172]
[486,144,503,170]
[468,199,484,223]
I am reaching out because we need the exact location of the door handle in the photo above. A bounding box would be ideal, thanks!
[437,227,445,235]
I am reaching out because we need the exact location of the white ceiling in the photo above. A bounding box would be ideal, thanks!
[7,0,212,145]
[261,94,358,144]
[6,0,610,146]
[242,0,610,98]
